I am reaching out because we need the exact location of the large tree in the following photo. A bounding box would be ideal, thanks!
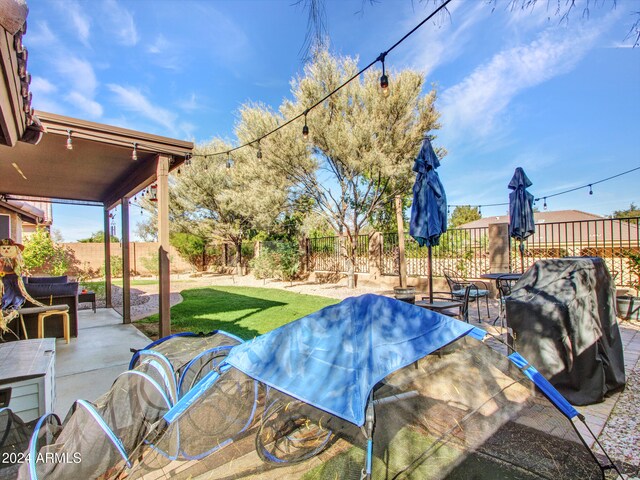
[449,205,481,228]
[167,139,291,270]
[239,49,441,287]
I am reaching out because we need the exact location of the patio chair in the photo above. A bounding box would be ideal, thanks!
[443,269,490,322]
[494,276,516,329]
[422,285,475,323]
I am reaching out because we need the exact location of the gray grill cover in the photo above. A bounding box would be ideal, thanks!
[506,257,625,405]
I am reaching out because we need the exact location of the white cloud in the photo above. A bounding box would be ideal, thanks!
[65,91,103,118]
[107,84,178,134]
[147,34,170,54]
[102,0,139,46]
[402,2,489,76]
[26,21,58,47]
[54,56,99,98]
[178,93,201,112]
[66,1,91,45]
[30,76,57,95]
[439,21,609,141]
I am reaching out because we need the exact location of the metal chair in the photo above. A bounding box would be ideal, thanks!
[443,269,490,321]
[494,276,515,329]
[423,285,475,323]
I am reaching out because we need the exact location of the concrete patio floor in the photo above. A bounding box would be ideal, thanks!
[51,302,640,474]
[53,308,150,417]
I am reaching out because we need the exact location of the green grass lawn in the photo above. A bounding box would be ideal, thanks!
[136,286,338,340]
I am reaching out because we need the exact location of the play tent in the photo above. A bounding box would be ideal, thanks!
[120,295,616,479]
[12,295,619,479]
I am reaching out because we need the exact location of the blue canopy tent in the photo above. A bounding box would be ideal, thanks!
[409,137,447,302]
[508,167,535,272]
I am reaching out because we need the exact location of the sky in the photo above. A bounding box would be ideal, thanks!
[23,0,640,241]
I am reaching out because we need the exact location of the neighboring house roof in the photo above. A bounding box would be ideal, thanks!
[458,210,604,230]
[0,198,43,224]
[458,209,639,244]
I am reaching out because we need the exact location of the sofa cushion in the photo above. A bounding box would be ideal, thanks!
[25,281,78,299]
[27,275,68,284]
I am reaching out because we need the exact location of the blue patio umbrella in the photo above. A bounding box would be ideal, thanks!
[409,137,447,302]
[508,167,535,272]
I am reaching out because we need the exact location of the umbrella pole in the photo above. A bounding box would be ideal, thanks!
[519,240,525,273]
[428,245,433,303]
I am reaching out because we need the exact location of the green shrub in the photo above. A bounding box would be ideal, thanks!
[250,249,278,279]
[250,243,301,281]
[22,228,73,276]
[627,252,640,292]
[109,255,123,277]
[170,232,215,271]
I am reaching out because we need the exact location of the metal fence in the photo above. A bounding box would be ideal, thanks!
[381,228,490,278]
[511,217,640,287]
[308,235,370,273]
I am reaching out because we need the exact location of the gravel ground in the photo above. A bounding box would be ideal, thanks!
[102,273,640,474]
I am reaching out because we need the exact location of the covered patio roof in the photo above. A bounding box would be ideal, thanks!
[1,111,192,209]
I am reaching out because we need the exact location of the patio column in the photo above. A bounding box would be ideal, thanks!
[121,196,131,324]
[157,154,171,337]
[103,206,112,308]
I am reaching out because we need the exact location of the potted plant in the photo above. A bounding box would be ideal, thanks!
[617,252,640,321]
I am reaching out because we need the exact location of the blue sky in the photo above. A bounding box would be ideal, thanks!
[24,0,639,241]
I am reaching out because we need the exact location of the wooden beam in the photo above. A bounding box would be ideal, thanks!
[121,197,131,324]
[395,195,407,288]
[103,206,112,309]
[157,154,171,337]
[103,158,158,211]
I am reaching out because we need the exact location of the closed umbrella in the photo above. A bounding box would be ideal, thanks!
[410,137,447,302]
[508,167,535,272]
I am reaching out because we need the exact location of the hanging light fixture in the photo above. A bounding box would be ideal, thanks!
[185,153,192,166]
[256,140,262,159]
[149,184,158,202]
[543,197,548,210]
[66,129,73,150]
[226,152,233,169]
[589,184,593,195]
[132,142,138,161]
[378,51,390,98]
[302,110,309,139]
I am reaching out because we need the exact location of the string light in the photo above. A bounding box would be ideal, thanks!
[131,142,137,161]
[256,141,262,159]
[589,184,593,195]
[185,153,192,166]
[378,51,390,97]
[186,0,453,164]
[302,110,309,139]
[66,129,73,150]
[226,152,232,169]
[543,197,548,210]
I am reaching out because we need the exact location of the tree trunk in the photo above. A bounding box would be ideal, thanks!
[346,236,358,289]
[235,240,243,275]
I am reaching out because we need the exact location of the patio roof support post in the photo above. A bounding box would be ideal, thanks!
[121,196,131,324]
[157,154,171,337]
[103,206,112,309]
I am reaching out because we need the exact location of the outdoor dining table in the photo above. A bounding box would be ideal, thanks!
[414,299,463,317]
[480,273,523,327]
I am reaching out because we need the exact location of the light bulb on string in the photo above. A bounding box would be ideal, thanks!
[132,142,137,161]
[185,154,191,166]
[378,51,390,98]
[589,184,593,195]
[66,129,73,150]
[256,140,262,159]
[543,197,548,210]
[302,110,309,139]
[226,152,232,169]
[478,205,482,216]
